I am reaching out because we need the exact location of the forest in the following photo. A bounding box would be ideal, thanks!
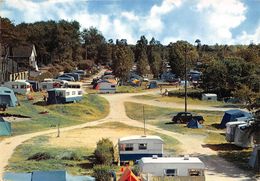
[1,17,260,101]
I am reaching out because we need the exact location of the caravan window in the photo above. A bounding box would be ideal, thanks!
[78,91,82,95]
[138,143,147,150]
[20,85,26,89]
[111,85,116,88]
[12,85,18,89]
[164,169,177,176]
[72,91,76,95]
[125,144,134,151]
[66,92,70,96]
[189,169,203,176]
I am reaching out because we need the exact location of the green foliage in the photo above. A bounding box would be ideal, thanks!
[112,45,134,81]
[136,49,150,76]
[168,41,198,78]
[93,165,112,181]
[94,138,114,165]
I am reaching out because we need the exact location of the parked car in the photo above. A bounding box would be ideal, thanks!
[172,112,204,124]
[57,75,75,81]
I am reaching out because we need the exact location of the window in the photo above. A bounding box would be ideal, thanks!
[43,85,47,89]
[20,85,25,89]
[189,169,202,176]
[72,91,76,95]
[4,91,11,93]
[78,91,82,95]
[66,92,70,96]
[125,144,134,151]
[12,85,18,89]
[111,85,116,88]
[138,143,147,150]
[164,169,177,176]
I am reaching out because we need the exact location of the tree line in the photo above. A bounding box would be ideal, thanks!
[1,17,260,100]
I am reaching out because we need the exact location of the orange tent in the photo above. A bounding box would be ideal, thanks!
[118,167,140,181]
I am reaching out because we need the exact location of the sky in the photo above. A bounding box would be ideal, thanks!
[1,0,260,45]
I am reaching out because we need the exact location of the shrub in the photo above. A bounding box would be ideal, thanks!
[94,138,114,165]
[168,88,204,99]
[93,165,112,181]
[59,151,81,161]
[28,152,53,161]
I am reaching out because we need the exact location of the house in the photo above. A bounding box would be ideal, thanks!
[0,117,12,136]
[201,93,217,101]
[0,44,39,82]
[0,87,18,109]
[139,156,205,180]
[3,170,95,181]
[47,88,83,104]
[118,135,164,163]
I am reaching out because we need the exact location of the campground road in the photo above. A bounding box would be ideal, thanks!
[0,88,258,181]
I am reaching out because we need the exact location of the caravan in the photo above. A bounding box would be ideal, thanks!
[118,135,164,163]
[3,80,31,94]
[47,88,83,104]
[139,156,205,180]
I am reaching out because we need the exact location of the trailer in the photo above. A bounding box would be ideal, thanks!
[47,88,83,104]
[3,80,31,94]
[139,156,205,180]
[118,135,164,163]
[96,81,116,94]
[39,79,63,91]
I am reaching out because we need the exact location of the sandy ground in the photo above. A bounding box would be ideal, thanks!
[3,117,31,122]
[47,127,145,149]
[0,82,258,180]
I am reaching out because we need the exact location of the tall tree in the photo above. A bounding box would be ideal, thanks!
[135,35,150,76]
[81,27,105,62]
[112,45,134,82]
[168,41,198,78]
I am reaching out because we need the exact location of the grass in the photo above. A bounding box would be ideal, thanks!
[116,86,144,93]
[124,102,223,134]
[132,94,233,107]
[3,93,109,135]
[7,136,94,175]
[8,122,180,175]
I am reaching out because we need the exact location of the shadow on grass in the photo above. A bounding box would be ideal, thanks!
[202,143,245,151]
[33,101,47,106]
[211,123,225,129]
[77,162,93,169]
[0,112,31,118]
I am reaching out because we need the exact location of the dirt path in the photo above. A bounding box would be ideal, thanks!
[100,93,256,181]
[0,89,257,181]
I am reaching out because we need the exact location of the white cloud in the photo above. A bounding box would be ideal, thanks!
[196,0,247,44]
[121,11,139,21]
[234,25,260,44]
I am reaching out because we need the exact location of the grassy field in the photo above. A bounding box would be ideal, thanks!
[116,86,144,93]
[124,102,223,135]
[132,94,234,107]
[7,122,180,175]
[3,93,109,135]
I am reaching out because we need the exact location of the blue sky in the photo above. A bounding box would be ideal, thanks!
[1,0,260,45]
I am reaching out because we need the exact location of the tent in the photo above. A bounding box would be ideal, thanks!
[148,81,158,89]
[219,109,252,128]
[118,167,140,181]
[249,145,260,172]
[0,117,12,136]
[187,119,203,129]
[0,86,18,107]
[4,170,95,181]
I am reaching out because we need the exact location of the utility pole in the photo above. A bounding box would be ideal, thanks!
[143,105,146,136]
[184,44,187,113]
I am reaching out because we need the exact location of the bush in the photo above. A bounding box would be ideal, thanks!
[59,151,81,161]
[28,152,53,161]
[168,88,204,99]
[94,138,114,165]
[35,71,53,81]
[93,165,112,181]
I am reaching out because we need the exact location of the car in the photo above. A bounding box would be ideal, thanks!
[171,112,204,124]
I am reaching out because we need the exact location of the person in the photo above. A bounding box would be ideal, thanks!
[165,89,168,96]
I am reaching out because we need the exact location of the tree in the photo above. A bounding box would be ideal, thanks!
[81,27,105,62]
[94,138,114,165]
[168,41,198,78]
[112,45,134,82]
[202,60,229,97]
[135,36,150,76]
